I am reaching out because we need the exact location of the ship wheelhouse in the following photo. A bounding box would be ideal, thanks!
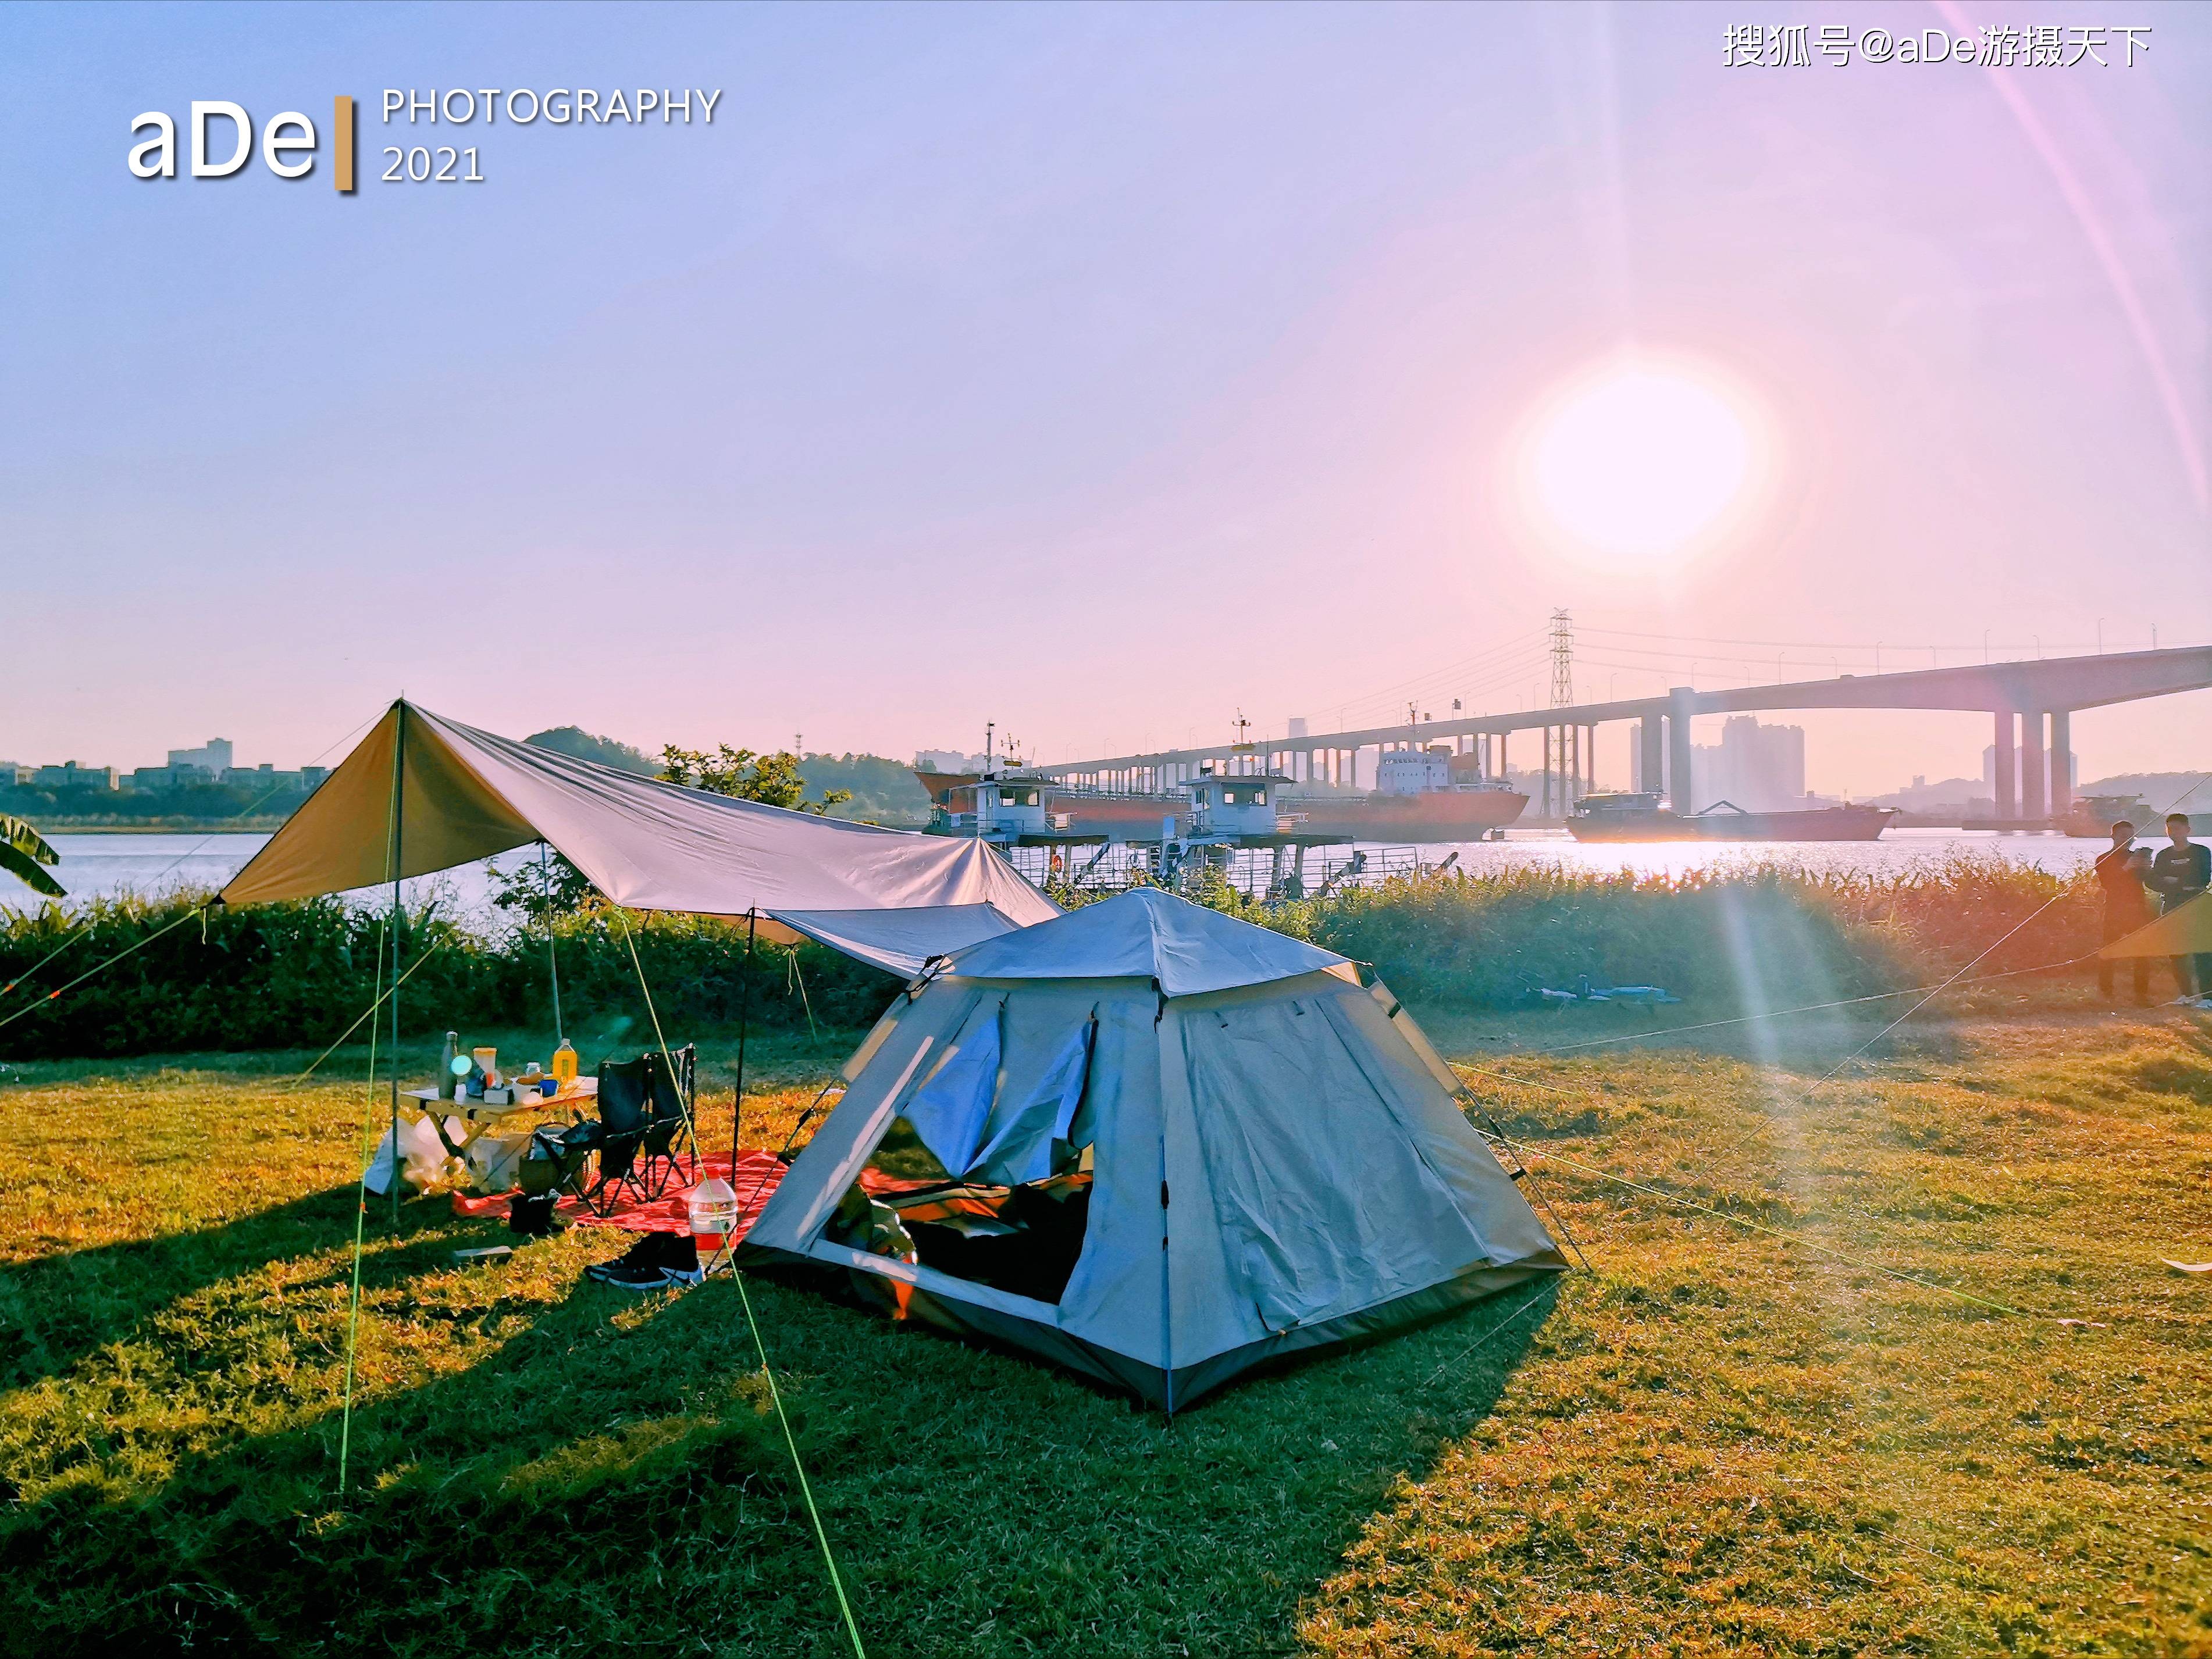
[1180,769,1287,837]
[930,771,1053,839]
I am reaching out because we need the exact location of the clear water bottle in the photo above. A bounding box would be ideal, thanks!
[688,1176,739,1247]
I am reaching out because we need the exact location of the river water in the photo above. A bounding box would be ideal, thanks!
[1,827,2110,927]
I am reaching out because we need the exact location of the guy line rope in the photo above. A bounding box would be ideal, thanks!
[336,903,390,1495]
[614,906,868,1659]
[337,742,403,1497]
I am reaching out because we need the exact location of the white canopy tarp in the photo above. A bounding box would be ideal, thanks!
[216,702,1059,975]
[944,883,1349,996]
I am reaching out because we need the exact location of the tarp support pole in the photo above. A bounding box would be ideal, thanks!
[1154,987,1176,1419]
[538,840,564,1041]
[387,703,406,1227]
[732,908,758,1161]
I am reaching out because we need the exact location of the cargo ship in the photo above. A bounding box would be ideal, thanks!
[916,745,1527,844]
[1278,747,1526,840]
[1566,793,1896,842]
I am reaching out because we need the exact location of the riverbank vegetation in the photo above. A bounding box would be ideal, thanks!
[0,856,2121,1062]
[1,1008,2204,1654]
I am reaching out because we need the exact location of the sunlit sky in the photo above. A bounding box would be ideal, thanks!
[5,1,2207,794]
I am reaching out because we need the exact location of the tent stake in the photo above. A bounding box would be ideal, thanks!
[732,908,757,1164]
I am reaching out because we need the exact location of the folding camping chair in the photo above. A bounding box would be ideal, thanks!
[571,1046,697,1216]
[638,1043,697,1194]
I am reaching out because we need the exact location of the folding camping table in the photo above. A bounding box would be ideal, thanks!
[401,1078,596,1189]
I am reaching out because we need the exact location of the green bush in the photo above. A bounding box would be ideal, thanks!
[0,856,2107,1061]
[0,893,892,1062]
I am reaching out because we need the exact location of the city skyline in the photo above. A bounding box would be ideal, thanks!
[5,677,2199,809]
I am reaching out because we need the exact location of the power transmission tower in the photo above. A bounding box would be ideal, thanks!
[1544,609,1580,817]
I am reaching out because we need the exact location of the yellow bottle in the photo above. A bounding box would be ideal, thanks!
[551,1039,579,1089]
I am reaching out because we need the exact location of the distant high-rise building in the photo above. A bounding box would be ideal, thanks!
[168,738,234,773]
[1669,716,1807,811]
[1287,716,1309,740]
[130,764,209,789]
[35,762,119,791]
[1633,717,1804,807]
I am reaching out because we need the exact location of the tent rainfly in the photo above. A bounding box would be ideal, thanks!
[216,702,1060,973]
[742,888,1567,1408]
[2099,891,2212,959]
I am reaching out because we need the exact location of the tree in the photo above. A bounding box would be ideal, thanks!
[1,814,64,897]
[489,848,597,926]
[657,745,850,815]
[523,726,659,776]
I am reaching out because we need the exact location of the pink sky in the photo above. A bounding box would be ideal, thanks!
[4,1,2206,794]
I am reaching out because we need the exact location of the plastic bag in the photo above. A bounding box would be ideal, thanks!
[364,1112,467,1195]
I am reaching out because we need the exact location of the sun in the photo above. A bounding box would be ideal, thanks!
[1515,354,1768,568]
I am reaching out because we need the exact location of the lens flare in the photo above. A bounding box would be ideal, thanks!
[1515,354,1771,569]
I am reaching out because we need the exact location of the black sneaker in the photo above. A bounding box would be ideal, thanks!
[586,1230,700,1289]
[585,1232,662,1283]
[593,1261,683,1291]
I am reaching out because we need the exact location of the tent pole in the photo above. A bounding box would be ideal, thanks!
[732,907,757,1168]
[539,840,564,1042]
[1155,986,1175,1421]
[388,703,407,1228]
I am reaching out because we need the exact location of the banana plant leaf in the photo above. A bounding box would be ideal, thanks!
[1,814,65,898]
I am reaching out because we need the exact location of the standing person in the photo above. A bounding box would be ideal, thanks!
[2146,812,2212,1000]
[2094,821,2153,1004]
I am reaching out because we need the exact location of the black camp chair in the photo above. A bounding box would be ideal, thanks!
[574,1047,696,1215]
[639,1043,697,1194]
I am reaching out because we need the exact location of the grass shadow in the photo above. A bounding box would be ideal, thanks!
[0,1251,1556,1656]
[0,1182,409,1393]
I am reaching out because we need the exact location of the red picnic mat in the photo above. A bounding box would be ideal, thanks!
[448,1150,928,1237]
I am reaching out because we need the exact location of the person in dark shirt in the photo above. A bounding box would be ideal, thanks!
[2146,812,2211,998]
[2093,820,2153,1003]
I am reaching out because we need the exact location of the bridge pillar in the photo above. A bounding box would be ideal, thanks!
[2021,713,2047,823]
[2049,710,2071,816]
[1992,711,2017,820]
[1668,687,1696,811]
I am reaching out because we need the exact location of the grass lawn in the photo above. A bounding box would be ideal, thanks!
[1,1005,2207,1656]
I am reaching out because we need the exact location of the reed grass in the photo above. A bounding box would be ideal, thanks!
[1,856,2121,1064]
